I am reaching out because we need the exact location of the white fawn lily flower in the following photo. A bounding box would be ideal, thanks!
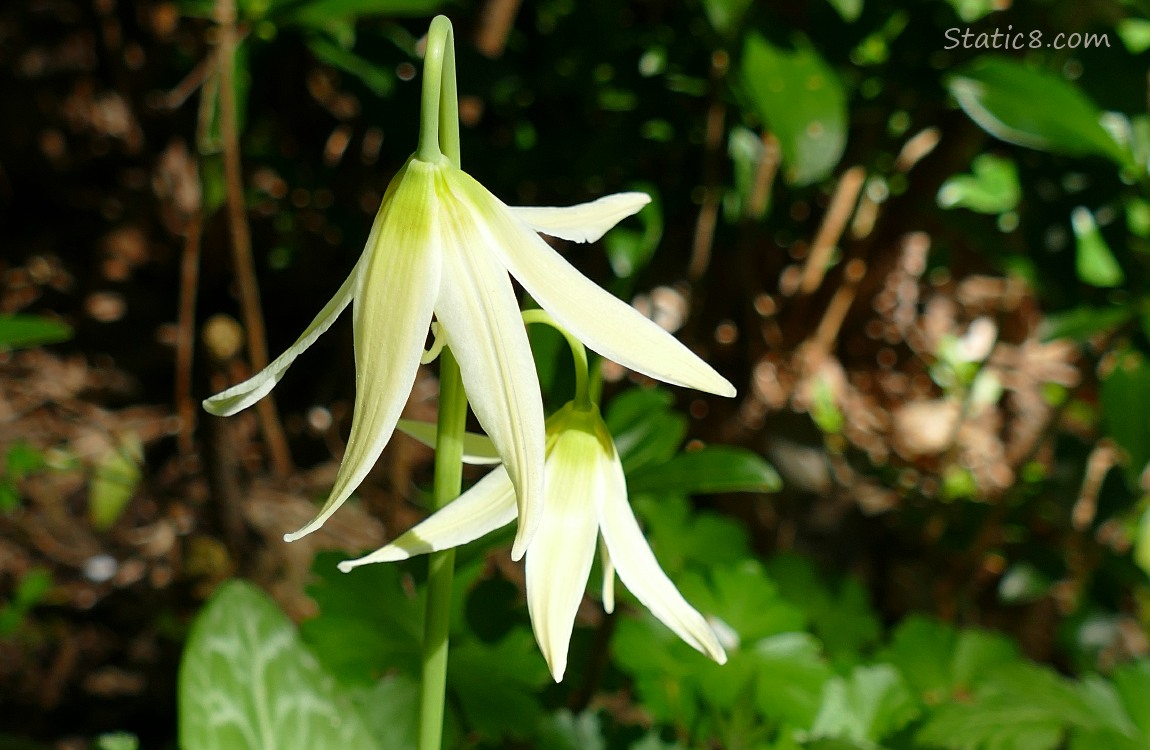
[341,405,729,682]
[203,154,734,559]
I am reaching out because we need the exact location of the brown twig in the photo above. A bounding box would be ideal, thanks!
[687,50,729,281]
[175,209,203,458]
[799,166,865,296]
[214,0,293,476]
[474,0,523,58]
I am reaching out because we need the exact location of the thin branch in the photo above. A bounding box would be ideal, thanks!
[214,0,293,476]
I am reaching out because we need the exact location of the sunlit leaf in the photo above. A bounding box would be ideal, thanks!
[1073,207,1124,287]
[937,154,1019,214]
[811,664,919,744]
[179,580,379,750]
[88,433,143,531]
[740,33,848,186]
[947,57,1124,162]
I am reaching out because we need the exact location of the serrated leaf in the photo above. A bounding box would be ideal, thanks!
[937,154,1020,215]
[0,315,72,350]
[605,388,687,473]
[741,33,847,186]
[537,710,607,750]
[754,632,834,729]
[632,495,751,574]
[179,580,379,750]
[811,664,919,743]
[300,552,423,685]
[347,673,419,750]
[629,446,781,495]
[947,57,1124,163]
[448,629,550,740]
[681,561,807,643]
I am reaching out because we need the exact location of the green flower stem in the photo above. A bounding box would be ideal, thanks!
[522,309,593,409]
[420,348,467,750]
[417,15,460,166]
[418,17,465,750]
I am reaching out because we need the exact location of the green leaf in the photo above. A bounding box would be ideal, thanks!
[605,388,687,474]
[0,568,53,636]
[681,561,807,643]
[604,184,663,279]
[947,57,1124,162]
[307,35,394,97]
[740,33,848,186]
[753,632,834,729]
[826,0,862,22]
[179,580,379,750]
[537,710,607,750]
[88,433,143,531]
[628,446,781,495]
[447,629,550,740]
[632,494,751,574]
[937,154,1020,214]
[701,0,753,36]
[811,664,919,744]
[1100,348,1150,487]
[945,0,998,22]
[348,674,419,750]
[998,561,1053,604]
[94,734,138,750]
[725,126,770,222]
[1073,207,1124,287]
[0,315,72,350]
[916,663,1100,750]
[1041,305,1133,343]
[299,552,424,685]
[1135,508,1150,579]
[1118,19,1150,54]
[279,0,443,25]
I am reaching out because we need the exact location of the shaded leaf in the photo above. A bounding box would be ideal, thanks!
[811,664,919,743]
[1100,348,1150,487]
[0,315,72,350]
[628,446,781,495]
[448,629,550,740]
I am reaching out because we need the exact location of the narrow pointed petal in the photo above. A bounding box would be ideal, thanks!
[285,163,442,542]
[599,539,616,614]
[202,260,361,417]
[525,432,603,682]
[598,456,727,664]
[509,192,650,243]
[338,467,516,571]
[396,419,502,465]
[455,174,735,398]
[435,173,545,561]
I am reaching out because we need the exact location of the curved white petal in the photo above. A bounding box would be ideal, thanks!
[435,170,546,562]
[599,538,616,614]
[455,173,735,398]
[338,466,516,571]
[202,259,361,417]
[396,419,502,465]
[525,429,604,682]
[598,453,727,665]
[285,162,442,542]
[509,192,650,244]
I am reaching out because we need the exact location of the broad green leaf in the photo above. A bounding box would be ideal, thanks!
[740,33,847,186]
[632,494,751,574]
[765,555,881,667]
[605,388,687,474]
[447,630,550,740]
[537,710,607,750]
[0,315,72,350]
[300,552,424,685]
[753,632,834,729]
[1073,207,1124,287]
[1100,348,1150,487]
[811,664,919,743]
[947,57,1124,162]
[1040,305,1133,343]
[628,446,781,495]
[916,663,1101,750]
[88,433,143,531]
[179,580,379,750]
[937,154,1019,214]
[348,673,419,750]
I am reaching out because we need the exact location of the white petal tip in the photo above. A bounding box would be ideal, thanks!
[336,561,356,573]
[715,380,737,398]
[712,648,729,665]
[510,538,527,562]
[282,529,309,543]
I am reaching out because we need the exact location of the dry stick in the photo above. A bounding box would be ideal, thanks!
[812,258,867,355]
[214,0,293,477]
[687,51,729,282]
[474,0,523,58]
[799,166,866,296]
[175,209,204,458]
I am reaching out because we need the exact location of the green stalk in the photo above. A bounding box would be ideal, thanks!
[418,16,465,750]
[419,348,467,750]
[521,309,593,409]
